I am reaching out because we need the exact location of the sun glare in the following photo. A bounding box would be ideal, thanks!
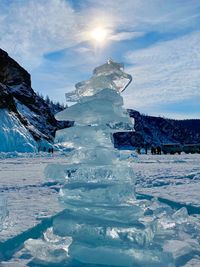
[90,27,107,43]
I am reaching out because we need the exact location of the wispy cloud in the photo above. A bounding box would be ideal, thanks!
[1,0,200,69]
[86,0,200,33]
[0,0,79,69]
[109,32,144,42]
[123,30,200,114]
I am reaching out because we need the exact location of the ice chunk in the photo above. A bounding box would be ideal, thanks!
[0,197,7,231]
[55,125,113,149]
[70,244,174,267]
[25,227,72,263]
[57,89,132,129]
[65,59,132,102]
[164,239,200,265]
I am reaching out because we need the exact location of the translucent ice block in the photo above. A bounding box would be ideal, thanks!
[65,59,132,102]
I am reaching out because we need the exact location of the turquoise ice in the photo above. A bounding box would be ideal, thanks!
[0,197,7,232]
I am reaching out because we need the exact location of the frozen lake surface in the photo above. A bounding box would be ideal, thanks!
[0,153,200,266]
[135,154,200,209]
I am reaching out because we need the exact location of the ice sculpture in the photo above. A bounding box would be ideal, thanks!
[25,60,200,266]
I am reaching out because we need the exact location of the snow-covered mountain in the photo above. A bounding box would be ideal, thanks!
[0,48,70,152]
[114,109,200,148]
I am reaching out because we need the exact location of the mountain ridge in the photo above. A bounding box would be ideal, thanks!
[114,109,200,148]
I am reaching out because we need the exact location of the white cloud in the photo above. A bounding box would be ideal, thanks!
[0,0,145,70]
[1,0,199,71]
[87,0,200,33]
[0,0,78,69]
[109,31,144,41]
[123,30,200,111]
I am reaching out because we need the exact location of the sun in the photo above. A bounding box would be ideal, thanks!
[90,27,108,44]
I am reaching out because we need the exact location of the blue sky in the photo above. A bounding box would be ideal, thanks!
[0,0,200,119]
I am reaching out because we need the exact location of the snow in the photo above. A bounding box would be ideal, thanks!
[138,183,200,208]
[134,154,200,208]
[14,98,38,124]
[0,153,199,266]
[14,98,48,139]
[0,154,67,241]
[0,109,37,153]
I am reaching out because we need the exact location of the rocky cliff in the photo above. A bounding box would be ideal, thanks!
[0,48,70,145]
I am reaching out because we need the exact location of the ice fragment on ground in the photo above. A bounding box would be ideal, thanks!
[0,196,7,231]
[25,227,72,263]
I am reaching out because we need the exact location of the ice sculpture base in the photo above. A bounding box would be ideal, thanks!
[69,243,174,267]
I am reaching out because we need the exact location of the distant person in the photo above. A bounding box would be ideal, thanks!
[136,148,141,154]
[151,146,155,155]
[145,144,148,154]
[48,148,51,153]
[157,146,161,155]
[51,148,54,154]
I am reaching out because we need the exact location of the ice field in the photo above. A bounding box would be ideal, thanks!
[0,153,200,266]
[0,60,200,266]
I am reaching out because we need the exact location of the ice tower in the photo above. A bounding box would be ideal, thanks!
[25,60,200,267]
